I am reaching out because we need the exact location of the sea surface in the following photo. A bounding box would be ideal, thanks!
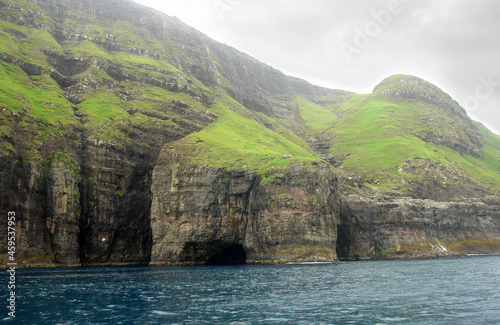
[2,255,500,324]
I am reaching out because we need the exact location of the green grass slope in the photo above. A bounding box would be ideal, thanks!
[293,96,339,136]
[0,2,218,161]
[166,95,323,180]
[323,75,500,198]
[0,0,326,182]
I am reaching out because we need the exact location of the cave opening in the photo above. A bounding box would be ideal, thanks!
[180,242,247,265]
[206,244,247,265]
[336,214,355,261]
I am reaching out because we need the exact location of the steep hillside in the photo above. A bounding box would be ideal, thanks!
[0,0,221,266]
[323,75,500,200]
[0,0,499,266]
[0,0,343,266]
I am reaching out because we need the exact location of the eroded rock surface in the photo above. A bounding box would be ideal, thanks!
[338,195,500,260]
[150,160,339,264]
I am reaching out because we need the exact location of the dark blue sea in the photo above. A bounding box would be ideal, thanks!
[2,255,500,324]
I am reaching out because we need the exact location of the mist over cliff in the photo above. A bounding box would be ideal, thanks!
[0,0,499,267]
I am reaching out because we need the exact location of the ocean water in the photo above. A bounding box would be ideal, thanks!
[2,255,500,324]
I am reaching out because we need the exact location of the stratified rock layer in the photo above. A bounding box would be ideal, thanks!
[150,161,340,264]
[338,195,500,260]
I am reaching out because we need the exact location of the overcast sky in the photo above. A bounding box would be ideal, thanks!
[132,0,500,135]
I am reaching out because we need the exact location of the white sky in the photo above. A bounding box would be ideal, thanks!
[132,0,500,135]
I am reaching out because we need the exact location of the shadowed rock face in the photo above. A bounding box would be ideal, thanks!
[150,162,340,264]
[337,195,500,260]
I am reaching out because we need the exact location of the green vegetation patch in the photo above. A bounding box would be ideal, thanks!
[77,87,131,141]
[0,20,64,60]
[326,93,367,115]
[329,99,434,171]
[293,96,338,135]
[113,52,180,73]
[0,0,55,29]
[254,111,314,154]
[446,238,500,254]
[171,97,322,173]
[329,95,500,194]
[0,62,77,125]
[65,40,114,61]
[474,122,500,173]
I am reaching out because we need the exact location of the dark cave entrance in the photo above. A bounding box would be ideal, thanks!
[336,212,355,261]
[206,244,247,265]
[181,242,247,265]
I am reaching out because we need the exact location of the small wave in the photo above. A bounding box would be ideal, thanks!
[379,316,410,322]
[152,310,177,316]
[262,317,292,322]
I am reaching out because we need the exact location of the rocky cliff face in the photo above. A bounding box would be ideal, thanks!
[0,0,215,267]
[338,195,500,260]
[77,142,154,265]
[150,151,339,264]
[0,157,55,266]
[45,158,81,264]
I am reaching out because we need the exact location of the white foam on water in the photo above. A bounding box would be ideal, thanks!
[467,253,500,256]
[152,310,177,316]
[286,261,334,265]
[378,316,410,322]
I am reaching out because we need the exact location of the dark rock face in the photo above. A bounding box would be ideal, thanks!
[150,161,339,264]
[78,143,154,265]
[0,157,52,265]
[0,154,82,266]
[45,160,81,264]
[210,42,351,117]
[337,195,500,260]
